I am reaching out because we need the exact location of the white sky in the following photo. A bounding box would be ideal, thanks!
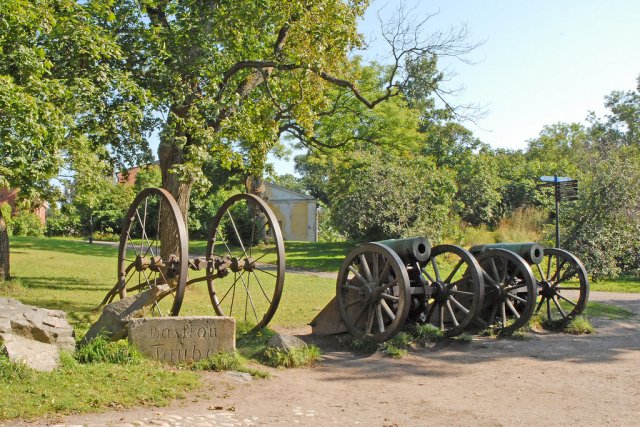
[271,0,640,175]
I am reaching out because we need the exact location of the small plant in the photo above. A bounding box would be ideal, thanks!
[409,323,443,345]
[510,329,532,340]
[191,351,242,371]
[452,333,473,343]
[379,333,412,359]
[341,335,379,354]
[0,353,34,382]
[262,345,321,368]
[190,351,270,378]
[75,336,143,365]
[564,316,594,335]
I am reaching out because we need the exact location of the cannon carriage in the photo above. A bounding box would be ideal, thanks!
[335,238,485,342]
[102,188,285,331]
[335,238,590,342]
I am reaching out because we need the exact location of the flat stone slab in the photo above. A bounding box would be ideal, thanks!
[0,297,75,351]
[128,317,235,364]
[0,332,60,372]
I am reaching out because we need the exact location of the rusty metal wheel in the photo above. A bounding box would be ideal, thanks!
[532,248,589,322]
[419,245,484,337]
[336,243,410,342]
[106,188,188,316]
[473,249,537,335]
[205,193,285,332]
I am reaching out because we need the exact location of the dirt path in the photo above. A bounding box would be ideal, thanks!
[7,291,640,427]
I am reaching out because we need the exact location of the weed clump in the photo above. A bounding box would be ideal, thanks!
[262,345,321,368]
[0,353,34,382]
[75,336,143,365]
[380,332,412,359]
[564,316,594,334]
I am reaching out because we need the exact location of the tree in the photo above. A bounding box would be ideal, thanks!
[92,0,478,253]
[327,151,457,242]
[0,0,146,278]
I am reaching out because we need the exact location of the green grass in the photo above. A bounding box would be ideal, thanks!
[0,352,199,420]
[584,302,636,320]
[189,239,352,272]
[589,276,640,293]
[262,345,321,367]
[564,316,595,334]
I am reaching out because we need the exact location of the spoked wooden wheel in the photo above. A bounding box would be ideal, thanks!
[206,193,285,331]
[532,248,589,322]
[419,245,484,337]
[474,249,537,336]
[108,188,188,316]
[336,243,410,342]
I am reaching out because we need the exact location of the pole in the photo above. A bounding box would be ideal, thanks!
[554,175,560,248]
[89,212,94,244]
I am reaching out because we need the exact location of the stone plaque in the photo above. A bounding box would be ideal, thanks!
[128,317,235,364]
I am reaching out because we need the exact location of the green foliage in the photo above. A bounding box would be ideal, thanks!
[261,345,321,368]
[75,336,143,365]
[564,316,594,335]
[10,211,44,237]
[191,351,242,372]
[379,332,411,358]
[408,323,443,345]
[0,353,35,382]
[340,335,379,354]
[328,151,457,242]
[563,146,640,278]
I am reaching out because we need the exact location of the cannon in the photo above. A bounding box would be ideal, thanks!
[102,188,285,332]
[470,242,589,328]
[335,237,485,342]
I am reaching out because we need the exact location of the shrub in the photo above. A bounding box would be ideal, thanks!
[11,211,44,237]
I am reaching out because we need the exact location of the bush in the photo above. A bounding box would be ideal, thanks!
[11,211,44,237]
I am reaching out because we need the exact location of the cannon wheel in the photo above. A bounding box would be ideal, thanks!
[474,249,537,336]
[110,188,188,316]
[419,245,484,337]
[336,243,410,342]
[206,193,285,332]
[532,248,589,321]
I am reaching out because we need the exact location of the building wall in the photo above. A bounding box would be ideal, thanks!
[263,183,317,242]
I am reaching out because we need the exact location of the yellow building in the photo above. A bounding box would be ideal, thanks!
[264,182,317,242]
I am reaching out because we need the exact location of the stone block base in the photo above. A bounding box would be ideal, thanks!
[128,317,235,364]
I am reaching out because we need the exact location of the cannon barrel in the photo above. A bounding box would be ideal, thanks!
[376,237,431,264]
[469,242,544,265]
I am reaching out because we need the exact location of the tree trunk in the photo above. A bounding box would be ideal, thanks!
[0,206,10,280]
[158,135,192,260]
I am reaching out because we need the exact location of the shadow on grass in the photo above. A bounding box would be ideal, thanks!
[11,236,118,258]
[17,276,114,292]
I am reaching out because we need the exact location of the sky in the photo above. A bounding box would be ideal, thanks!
[270,0,640,175]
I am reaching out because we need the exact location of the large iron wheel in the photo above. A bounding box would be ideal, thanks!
[532,248,589,321]
[474,249,537,336]
[336,243,410,342]
[109,188,188,316]
[419,245,484,337]
[206,193,285,331]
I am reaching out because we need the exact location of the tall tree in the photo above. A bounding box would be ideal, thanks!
[96,0,477,251]
[0,0,149,278]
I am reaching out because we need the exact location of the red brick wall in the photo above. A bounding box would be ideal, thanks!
[0,188,46,225]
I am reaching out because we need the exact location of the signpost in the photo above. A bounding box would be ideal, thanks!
[538,175,579,248]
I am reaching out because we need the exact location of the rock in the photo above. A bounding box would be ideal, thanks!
[128,316,236,364]
[0,297,75,351]
[266,333,307,352]
[0,332,60,372]
[80,284,172,346]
